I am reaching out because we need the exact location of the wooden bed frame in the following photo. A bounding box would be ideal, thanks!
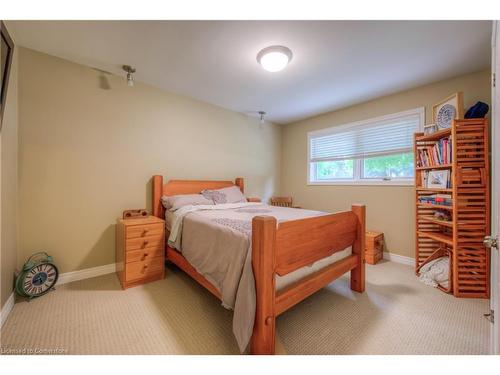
[152,175,366,354]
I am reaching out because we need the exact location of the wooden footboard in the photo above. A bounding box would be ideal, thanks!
[251,204,365,354]
[151,175,365,355]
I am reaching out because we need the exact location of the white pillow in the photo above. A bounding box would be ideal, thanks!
[201,186,246,204]
[161,194,214,211]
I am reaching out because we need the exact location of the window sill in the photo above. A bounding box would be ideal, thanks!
[307,180,414,186]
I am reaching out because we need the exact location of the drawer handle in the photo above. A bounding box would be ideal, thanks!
[142,229,149,236]
[143,240,149,246]
[141,252,149,261]
[144,264,149,269]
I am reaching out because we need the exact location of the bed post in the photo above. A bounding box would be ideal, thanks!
[152,175,164,219]
[350,204,366,293]
[235,177,244,193]
[251,216,276,355]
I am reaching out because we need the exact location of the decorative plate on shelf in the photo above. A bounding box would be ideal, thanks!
[432,92,464,130]
[436,104,456,129]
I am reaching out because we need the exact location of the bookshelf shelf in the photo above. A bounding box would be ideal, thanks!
[419,216,454,228]
[414,118,490,299]
[416,164,452,171]
[416,188,453,193]
[415,128,451,142]
[417,230,453,246]
[417,203,452,210]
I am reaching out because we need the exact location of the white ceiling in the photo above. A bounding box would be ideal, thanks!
[6,20,492,124]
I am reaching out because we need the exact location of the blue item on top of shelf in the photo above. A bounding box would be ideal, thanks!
[464,101,489,119]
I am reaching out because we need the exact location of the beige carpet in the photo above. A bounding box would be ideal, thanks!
[0,260,490,355]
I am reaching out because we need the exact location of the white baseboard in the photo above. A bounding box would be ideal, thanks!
[383,252,414,266]
[57,263,117,285]
[1,292,15,328]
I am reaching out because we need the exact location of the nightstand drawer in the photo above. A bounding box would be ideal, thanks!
[126,257,164,281]
[126,223,164,239]
[366,252,383,265]
[125,235,163,251]
[126,247,163,263]
[366,241,383,254]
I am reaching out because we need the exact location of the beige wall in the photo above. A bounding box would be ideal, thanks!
[281,69,491,258]
[1,48,19,308]
[18,47,282,273]
[14,46,493,275]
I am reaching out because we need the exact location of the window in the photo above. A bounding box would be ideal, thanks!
[308,108,424,185]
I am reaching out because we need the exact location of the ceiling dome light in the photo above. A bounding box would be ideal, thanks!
[257,45,293,72]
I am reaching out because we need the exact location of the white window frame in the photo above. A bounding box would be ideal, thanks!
[307,107,425,186]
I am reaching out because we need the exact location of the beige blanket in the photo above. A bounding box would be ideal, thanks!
[167,203,327,352]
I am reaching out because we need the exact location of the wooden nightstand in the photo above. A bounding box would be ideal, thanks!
[365,231,384,265]
[116,216,165,289]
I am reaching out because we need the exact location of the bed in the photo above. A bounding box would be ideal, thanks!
[152,175,366,354]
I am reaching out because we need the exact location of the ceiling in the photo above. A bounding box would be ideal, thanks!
[6,20,492,124]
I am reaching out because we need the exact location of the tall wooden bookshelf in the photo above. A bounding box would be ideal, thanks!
[414,118,490,298]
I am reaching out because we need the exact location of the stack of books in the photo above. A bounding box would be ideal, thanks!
[418,194,452,206]
[416,137,452,167]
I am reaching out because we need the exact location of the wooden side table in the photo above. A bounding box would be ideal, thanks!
[365,231,384,265]
[116,215,165,289]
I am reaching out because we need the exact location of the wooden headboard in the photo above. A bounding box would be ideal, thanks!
[152,175,244,218]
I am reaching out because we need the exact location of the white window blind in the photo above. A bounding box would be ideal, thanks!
[309,110,421,163]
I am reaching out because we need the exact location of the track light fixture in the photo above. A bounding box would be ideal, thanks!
[258,111,266,124]
[258,111,266,129]
[122,65,136,87]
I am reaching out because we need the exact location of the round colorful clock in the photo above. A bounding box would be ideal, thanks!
[15,252,58,299]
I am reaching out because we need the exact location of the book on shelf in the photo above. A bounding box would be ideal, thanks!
[418,194,452,206]
[416,136,452,167]
[420,169,452,189]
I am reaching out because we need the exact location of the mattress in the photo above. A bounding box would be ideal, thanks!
[166,204,352,292]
